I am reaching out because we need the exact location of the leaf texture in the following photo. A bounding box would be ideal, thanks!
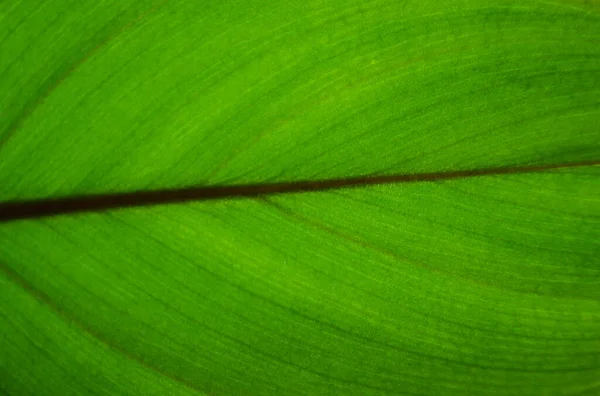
[1,0,599,395]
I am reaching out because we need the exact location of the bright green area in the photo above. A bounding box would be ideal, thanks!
[1,0,599,395]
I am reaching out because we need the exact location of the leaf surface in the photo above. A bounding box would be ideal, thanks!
[1,0,599,395]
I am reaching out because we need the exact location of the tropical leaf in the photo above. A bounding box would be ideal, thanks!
[1,0,599,395]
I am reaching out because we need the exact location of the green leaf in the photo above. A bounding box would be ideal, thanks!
[1,1,599,395]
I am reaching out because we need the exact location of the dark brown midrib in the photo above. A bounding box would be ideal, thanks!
[1,159,599,223]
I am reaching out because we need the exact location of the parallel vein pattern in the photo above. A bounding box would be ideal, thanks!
[1,0,599,395]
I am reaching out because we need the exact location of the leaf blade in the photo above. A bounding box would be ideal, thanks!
[1,0,599,395]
